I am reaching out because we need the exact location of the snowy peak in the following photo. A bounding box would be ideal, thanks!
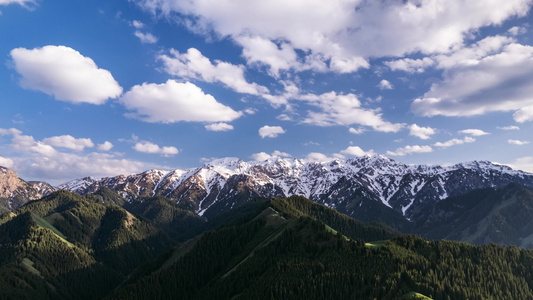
[57,157,533,220]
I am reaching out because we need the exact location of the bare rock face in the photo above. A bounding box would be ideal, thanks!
[0,166,56,209]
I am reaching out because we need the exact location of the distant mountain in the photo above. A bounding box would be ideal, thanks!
[59,156,533,227]
[417,183,533,248]
[0,165,55,212]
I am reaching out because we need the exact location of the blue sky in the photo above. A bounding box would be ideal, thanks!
[1,0,533,184]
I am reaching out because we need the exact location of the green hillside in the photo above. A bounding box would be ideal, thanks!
[109,196,533,300]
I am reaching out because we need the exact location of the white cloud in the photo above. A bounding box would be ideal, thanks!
[136,0,531,76]
[11,134,58,156]
[385,57,435,73]
[131,20,144,29]
[158,48,268,95]
[134,31,158,43]
[377,79,393,90]
[133,141,179,156]
[329,56,369,73]
[258,125,286,138]
[508,139,530,145]
[250,150,291,161]
[340,146,375,157]
[411,43,533,117]
[459,129,490,136]
[298,91,404,132]
[0,129,150,184]
[304,152,336,162]
[348,127,365,135]
[434,136,476,148]
[98,141,114,151]
[272,150,291,157]
[0,0,35,7]
[386,145,433,156]
[250,152,271,161]
[0,128,22,136]
[236,36,307,77]
[42,135,94,151]
[409,124,436,140]
[0,156,14,168]
[205,122,234,131]
[497,125,520,130]
[244,108,257,115]
[508,26,527,36]
[10,45,122,104]
[506,157,533,173]
[120,80,242,123]
[433,35,514,69]
[513,105,533,123]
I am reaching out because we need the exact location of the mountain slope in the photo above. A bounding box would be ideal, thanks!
[418,183,533,247]
[0,165,55,211]
[109,196,533,300]
[60,156,533,225]
[0,190,178,299]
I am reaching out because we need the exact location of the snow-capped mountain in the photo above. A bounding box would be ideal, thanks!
[58,155,533,221]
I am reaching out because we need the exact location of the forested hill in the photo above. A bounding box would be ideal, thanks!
[3,191,533,299]
[110,196,533,300]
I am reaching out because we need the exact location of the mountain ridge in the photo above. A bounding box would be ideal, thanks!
[56,155,533,223]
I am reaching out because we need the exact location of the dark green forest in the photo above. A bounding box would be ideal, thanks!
[2,188,533,299]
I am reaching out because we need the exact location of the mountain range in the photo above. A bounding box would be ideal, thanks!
[58,156,533,227]
[3,156,533,298]
[3,155,533,247]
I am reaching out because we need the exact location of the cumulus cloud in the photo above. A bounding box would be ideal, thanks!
[411,43,533,118]
[158,48,268,95]
[386,145,433,156]
[349,127,365,135]
[10,45,122,104]
[0,128,22,136]
[120,80,242,123]
[133,141,179,156]
[205,122,234,131]
[459,129,490,136]
[0,156,14,168]
[508,139,530,145]
[236,35,317,77]
[134,31,158,43]
[340,146,375,157]
[97,141,114,151]
[385,57,435,73]
[250,152,271,161]
[250,150,291,161]
[0,128,149,184]
[304,152,337,162]
[409,124,436,140]
[298,91,404,132]
[42,135,94,151]
[258,125,286,138]
[513,106,533,123]
[508,26,527,36]
[135,0,531,77]
[377,79,393,90]
[131,20,144,29]
[506,157,533,173]
[433,136,476,148]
